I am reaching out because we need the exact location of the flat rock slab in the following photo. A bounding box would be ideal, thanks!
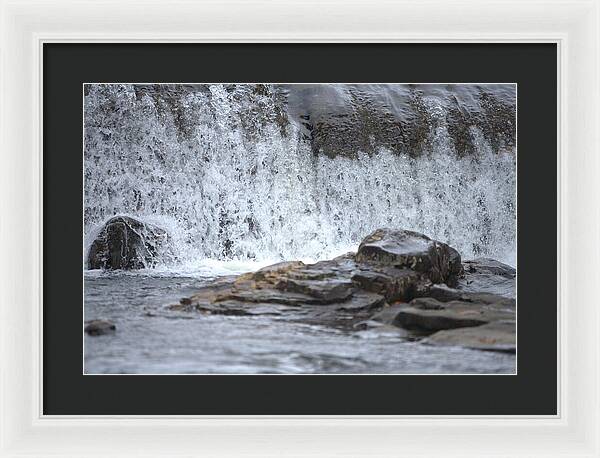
[390,296,514,332]
[194,301,296,317]
[218,288,329,307]
[415,284,516,309]
[425,321,516,353]
[275,277,355,302]
[394,306,488,331]
[167,254,389,329]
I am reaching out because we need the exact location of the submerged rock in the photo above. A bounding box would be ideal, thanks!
[87,216,169,270]
[85,319,116,336]
[169,228,515,352]
[425,321,516,353]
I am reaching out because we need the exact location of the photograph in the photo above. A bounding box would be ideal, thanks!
[83,82,517,375]
[7,0,598,450]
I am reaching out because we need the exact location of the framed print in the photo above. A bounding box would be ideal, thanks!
[1,0,599,457]
[47,43,548,416]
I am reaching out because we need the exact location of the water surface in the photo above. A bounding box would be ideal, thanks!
[84,269,515,375]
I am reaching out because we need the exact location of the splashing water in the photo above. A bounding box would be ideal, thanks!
[84,84,516,271]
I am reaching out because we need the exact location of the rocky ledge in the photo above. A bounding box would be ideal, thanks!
[169,228,516,353]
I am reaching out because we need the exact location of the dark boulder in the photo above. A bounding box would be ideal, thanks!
[87,216,169,270]
[356,228,462,286]
[84,319,116,336]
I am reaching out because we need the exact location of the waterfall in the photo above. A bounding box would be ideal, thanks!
[84,83,516,269]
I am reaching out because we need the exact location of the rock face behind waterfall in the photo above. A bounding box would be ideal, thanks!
[87,216,169,270]
[169,228,515,353]
[281,84,515,158]
[91,83,516,160]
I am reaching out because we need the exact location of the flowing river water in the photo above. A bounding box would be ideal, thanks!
[84,267,515,374]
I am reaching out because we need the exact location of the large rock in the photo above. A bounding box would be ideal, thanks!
[356,228,462,286]
[168,227,515,351]
[170,228,456,329]
[87,216,169,270]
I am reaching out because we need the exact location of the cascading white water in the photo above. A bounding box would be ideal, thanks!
[84,83,516,270]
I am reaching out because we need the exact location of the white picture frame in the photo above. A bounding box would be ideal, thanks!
[0,0,598,456]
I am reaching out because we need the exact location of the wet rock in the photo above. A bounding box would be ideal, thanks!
[457,293,515,310]
[84,319,116,336]
[249,261,306,282]
[333,290,386,312]
[275,277,355,303]
[389,295,514,333]
[410,297,445,310]
[414,284,468,302]
[167,276,237,312]
[87,216,169,270]
[370,304,410,325]
[425,321,516,353]
[218,288,331,307]
[351,265,421,302]
[170,228,515,348]
[221,259,360,307]
[393,305,489,332]
[465,258,515,277]
[460,258,516,299]
[415,284,516,308]
[169,252,385,329]
[356,229,462,286]
[294,292,386,329]
[194,301,295,317]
